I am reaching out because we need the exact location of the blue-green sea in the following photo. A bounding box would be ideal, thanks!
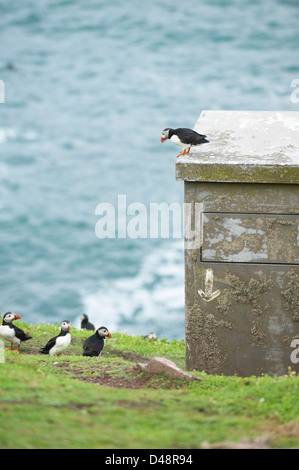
[0,0,298,339]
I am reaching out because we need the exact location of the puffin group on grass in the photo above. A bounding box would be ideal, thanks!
[0,312,111,358]
[0,128,200,357]
[161,127,209,157]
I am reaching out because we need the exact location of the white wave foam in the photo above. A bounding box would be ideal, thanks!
[0,128,38,144]
[0,128,16,144]
[76,241,185,339]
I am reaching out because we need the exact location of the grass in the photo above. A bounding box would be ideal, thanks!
[0,321,298,449]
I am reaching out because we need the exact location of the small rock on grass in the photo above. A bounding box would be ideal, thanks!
[137,357,202,381]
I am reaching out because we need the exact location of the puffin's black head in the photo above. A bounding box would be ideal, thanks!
[61,320,71,332]
[80,314,88,322]
[96,326,111,338]
[161,128,171,143]
[3,312,21,323]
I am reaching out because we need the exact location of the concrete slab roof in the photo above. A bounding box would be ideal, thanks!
[176,110,299,184]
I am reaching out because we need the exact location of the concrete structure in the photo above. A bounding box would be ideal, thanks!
[176,110,299,376]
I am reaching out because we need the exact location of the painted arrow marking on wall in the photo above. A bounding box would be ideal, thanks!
[198,268,220,302]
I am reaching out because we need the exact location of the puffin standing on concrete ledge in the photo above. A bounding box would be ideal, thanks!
[39,320,71,356]
[0,312,32,351]
[161,128,209,157]
[82,326,111,357]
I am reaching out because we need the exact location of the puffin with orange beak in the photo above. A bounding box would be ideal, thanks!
[161,127,209,157]
[39,320,71,356]
[0,312,32,351]
[82,326,111,357]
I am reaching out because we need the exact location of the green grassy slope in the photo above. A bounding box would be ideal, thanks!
[0,321,298,449]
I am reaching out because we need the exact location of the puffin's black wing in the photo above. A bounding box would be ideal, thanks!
[39,334,58,354]
[12,324,32,342]
[82,333,104,356]
[174,128,208,145]
[81,319,95,331]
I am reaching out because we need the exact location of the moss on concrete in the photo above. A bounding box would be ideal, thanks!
[282,269,299,322]
[186,302,231,372]
[176,162,299,184]
[217,271,274,316]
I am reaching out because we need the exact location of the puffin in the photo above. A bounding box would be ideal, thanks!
[80,313,95,331]
[142,332,157,340]
[161,127,209,157]
[39,320,71,356]
[82,326,111,357]
[0,312,32,351]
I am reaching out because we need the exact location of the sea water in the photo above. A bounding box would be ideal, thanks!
[0,0,298,339]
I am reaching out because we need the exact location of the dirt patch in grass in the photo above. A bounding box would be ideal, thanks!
[78,368,153,389]
[11,331,191,391]
[54,361,191,390]
[202,420,299,449]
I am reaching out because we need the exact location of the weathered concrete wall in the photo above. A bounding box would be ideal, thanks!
[185,252,299,376]
[178,111,299,377]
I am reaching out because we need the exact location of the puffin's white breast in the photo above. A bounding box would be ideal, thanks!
[0,325,19,343]
[170,134,189,149]
[49,333,71,356]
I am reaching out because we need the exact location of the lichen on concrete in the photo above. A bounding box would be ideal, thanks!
[217,270,274,316]
[251,321,267,346]
[202,214,298,264]
[281,269,299,321]
[266,217,299,264]
[186,302,231,372]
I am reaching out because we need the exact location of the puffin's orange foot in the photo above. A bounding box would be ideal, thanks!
[176,149,187,158]
[5,343,13,350]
